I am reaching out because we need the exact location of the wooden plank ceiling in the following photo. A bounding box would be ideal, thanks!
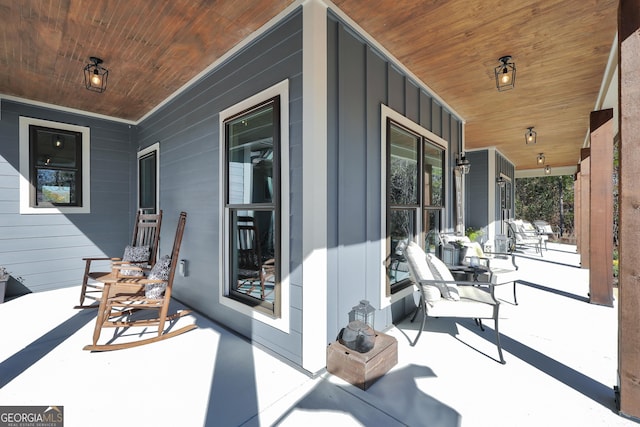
[0,0,618,171]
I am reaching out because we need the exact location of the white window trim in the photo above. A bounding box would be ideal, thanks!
[137,142,160,214]
[379,104,448,308]
[19,116,91,214]
[218,79,290,333]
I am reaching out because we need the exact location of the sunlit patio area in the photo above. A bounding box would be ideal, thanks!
[0,242,635,426]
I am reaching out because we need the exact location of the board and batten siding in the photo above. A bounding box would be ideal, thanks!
[135,9,303,364]
[465,150,490,232]
[495,150,515,222]
[326,12,464,337]
[0,100,135,296]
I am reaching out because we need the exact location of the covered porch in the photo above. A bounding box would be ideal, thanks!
[0,243,630,426]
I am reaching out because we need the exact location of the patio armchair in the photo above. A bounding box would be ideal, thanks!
[402,241,506,364]
[84,212,196,351]
[507,219,545,256]
[533,220,556,246]
[75,209,163,309]
[460,240,520,305]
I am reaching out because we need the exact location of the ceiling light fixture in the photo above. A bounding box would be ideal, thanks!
[456,152,471,174]
[495,55,516,91]
[83,56,108,93]
[537,153,545,165]
[544,165,551,175]
[525,127,537,144]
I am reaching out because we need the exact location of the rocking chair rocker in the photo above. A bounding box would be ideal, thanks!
[84,212,195,351]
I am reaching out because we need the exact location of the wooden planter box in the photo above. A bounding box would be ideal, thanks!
[327,331,398,390]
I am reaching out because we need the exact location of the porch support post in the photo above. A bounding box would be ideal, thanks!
[618,0,640,419]
[579,148,590,269]
[301,0,328,374]
[574,165,581,250]
[588,109,614,306]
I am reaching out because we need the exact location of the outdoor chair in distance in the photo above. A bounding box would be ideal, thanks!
[75,210,162,309]
[402,241,506,364]
[84,212,195,351]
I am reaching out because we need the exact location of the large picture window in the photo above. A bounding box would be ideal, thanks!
[225,99,279,314]
[385,116,445,294]
[19,117,91,214]
[220,80,289,327]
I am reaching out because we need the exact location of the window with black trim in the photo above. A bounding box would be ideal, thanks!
[29,125,83,208]
[224,97,280,316]
[387,119,444,293]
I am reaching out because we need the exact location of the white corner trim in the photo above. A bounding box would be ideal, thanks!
[301,0,329,374]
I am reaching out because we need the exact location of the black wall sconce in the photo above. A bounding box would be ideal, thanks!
[84,56,108,93]
[456,153,471,174]
[525,127,537,144]
[495,56,516,91]
[537,153,545,165]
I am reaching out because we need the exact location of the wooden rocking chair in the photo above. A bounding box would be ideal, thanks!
[75,210,162,309]
[83,212,196,351]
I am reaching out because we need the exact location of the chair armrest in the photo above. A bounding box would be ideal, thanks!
[110,262,150,278]
[417,278,494,288]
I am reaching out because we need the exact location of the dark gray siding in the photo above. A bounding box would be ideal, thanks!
[327,13,464,335]
[495,151,515,221]
[0,100,134,296]
[135,9,303,364]
[465,150,489,231]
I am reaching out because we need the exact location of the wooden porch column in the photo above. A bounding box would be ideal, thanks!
[574,166,581,251]
[618,0,640,419]
[588,109,614,306]
[579,148,590,269]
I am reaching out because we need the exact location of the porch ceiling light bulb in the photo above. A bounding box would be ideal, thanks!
[525,127,537,144]
[544,165,551,175]
[495,55,516,91]
[83,56,108,93]
[537,153,545,165]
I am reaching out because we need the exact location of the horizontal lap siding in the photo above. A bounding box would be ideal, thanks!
[136,9,303,364]
[0,100,134,295]
[327,12,463,334]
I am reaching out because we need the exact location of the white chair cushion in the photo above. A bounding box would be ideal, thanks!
[425,253,460,301]
[405,242,460,301]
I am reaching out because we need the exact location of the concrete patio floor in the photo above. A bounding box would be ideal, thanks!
[0,242,637,426]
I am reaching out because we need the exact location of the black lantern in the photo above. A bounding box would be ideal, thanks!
[537,153,545,165]
[545,165,551,175]
[84,56,108,93]
[349,299,376,329]
[456,153,471,174]
[525,127,537,144]
[495,56,516,91]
